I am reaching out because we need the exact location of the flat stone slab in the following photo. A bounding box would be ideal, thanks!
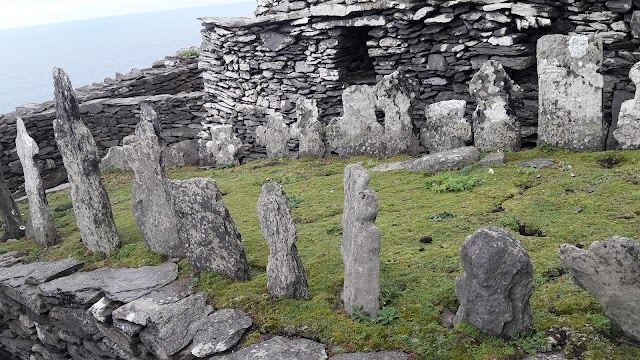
[0,258,82,287]
[408,147,480,173]
[371,160,413,173]
[480,152,506,166]
[213,336,327,359]
[515,158,556,169]
[38,262,178,305]
[330,351,409,359]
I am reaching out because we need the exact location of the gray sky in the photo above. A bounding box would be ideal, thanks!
[0,0,250,30]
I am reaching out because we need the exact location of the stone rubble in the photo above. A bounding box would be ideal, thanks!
[52,67,121,255]
[15,117,60,247]
[558,236,640,342]
[454,227,534,337]
[257,182,310,300]
[341,163,381,317]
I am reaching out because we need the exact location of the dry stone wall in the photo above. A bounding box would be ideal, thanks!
[200,0,640,159]
[0,53,205,195]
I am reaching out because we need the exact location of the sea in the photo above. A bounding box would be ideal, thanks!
[0,3,255,114]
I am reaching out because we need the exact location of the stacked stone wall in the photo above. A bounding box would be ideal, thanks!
[0,54,205,194]
[201,1,640,159]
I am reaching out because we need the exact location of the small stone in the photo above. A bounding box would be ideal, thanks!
[481,152,506,166]
[516,158,556,169]
[212,336,327,360]
[420,236,433,244]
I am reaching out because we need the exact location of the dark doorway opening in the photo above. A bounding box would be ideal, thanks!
[339,26,376,85]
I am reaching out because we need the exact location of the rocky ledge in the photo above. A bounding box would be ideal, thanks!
[0,252,409,359]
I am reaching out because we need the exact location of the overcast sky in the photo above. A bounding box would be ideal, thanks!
[0,0,251,30]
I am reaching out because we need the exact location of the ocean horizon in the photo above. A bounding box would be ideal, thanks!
[0,3,255,114]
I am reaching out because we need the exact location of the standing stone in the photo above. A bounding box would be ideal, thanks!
[257,182,310,300]
[121,104,183,258]
[375,70,420,157]
[99,146,131,172]
[607,90,634,150]
[52,67,121,254]
[0,160,24,241]
[326,86,385,158]
[421,100,472,153]
[558,237,640,342]
[454,227,534,337]
[167,178,250,281]
[537,34,605,151]
[613,62,640,149]
[341,163,380,316]
[291,98,325,158]
[469,60,522,151]
[199,124,243,167]
[15,117,60,247]
[256,113,290,159]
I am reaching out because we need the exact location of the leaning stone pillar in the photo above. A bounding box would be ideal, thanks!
[537,34,605,151]
[15,117,60,247]
[0,160,24,241]
[257,182,310,300]
[52,67,121,254]
[341,163,380,316]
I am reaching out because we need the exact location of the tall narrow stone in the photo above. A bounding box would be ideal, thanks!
[375,69,420,157]
[454,227,534,337]
[256,113,291,159]
[0,160,24,241]
[421,100,472,153]
[121,104,183,258]
[341,163,380,316]
[291,98,325,158]
[613,62,640,149]
[326,86,385,158]
[537,34,605,151]
[469,60,522,151]
[257,182,310,300]
[52,67,121,254]
[15,118,60,247]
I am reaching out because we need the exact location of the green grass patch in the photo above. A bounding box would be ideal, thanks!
[2,149,640,359]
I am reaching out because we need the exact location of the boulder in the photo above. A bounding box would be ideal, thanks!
[613,62,640,149]
[421,100,472,153]
[537,34,605,151]
[15,117,60,247]
[291,98,325,158]
[454,227,534,336]
[257,182,310,300]
[326,85,385,158]
[375,70,420,156]
[341,163,380,317]
[408,147,480,173]
[0,159,24,241]
[199,124,243,167]
[52,68,121,254]
[212,336,327,360]
[162,139,200,168]
[99,146,131,172]
[469,60,522,151]
[122,104,183,258]
[558,236,640,341]
[256,113,291,159]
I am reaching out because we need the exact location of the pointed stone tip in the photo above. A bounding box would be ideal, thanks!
[140,102,157,122]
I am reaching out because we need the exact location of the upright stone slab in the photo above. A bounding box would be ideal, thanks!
[537,34,605,151]
[558,237,640,341]
[291,98,325,158]
[454,227,534,337]
[52,68,121,254]
[421,100,472,153]
[0,160,24,241]
[326,86,385,158]
[613,62,640,149]
[257,182,310,300]
[121,104,183,258]
[256,113,291,159]
[375,70,420,157]
[341,163,380,316]
[15,118,60,247]
[199,124,243,167]
[167,178,251,281]
[469,60,522,151]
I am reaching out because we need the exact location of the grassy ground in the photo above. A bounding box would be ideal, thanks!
[1,147,640,359]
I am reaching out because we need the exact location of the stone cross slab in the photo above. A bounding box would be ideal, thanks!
[52,67,121,254]
[15,117,60,247]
